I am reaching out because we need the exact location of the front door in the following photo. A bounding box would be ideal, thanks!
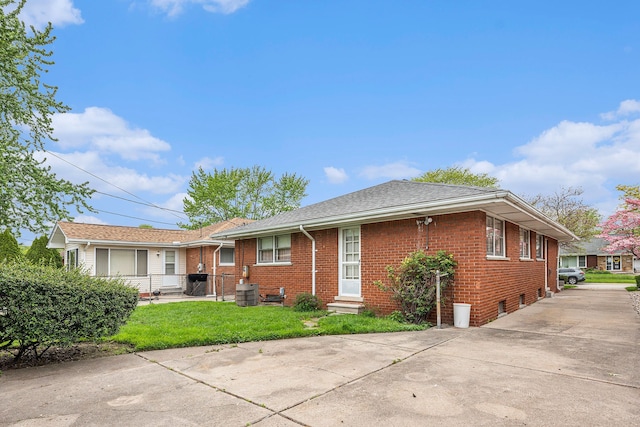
[339,227,361,297]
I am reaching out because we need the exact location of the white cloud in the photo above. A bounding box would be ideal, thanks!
[149,0,250,17]
[73,215,109,225]
[324,166,348,184]
[18,0,83,29]
[194,156,224,170]
[359,161,422,180]
[463,101,640,217]
[600,99,640,121]
[37,150,187,195]
[51,107,171,163]
[141,192,189,220]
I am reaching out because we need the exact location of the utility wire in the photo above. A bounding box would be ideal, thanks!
[45,150,187,221]
[94,191,187,216]
[96,209,182,226]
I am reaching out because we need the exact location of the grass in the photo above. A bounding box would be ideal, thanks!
[585,271,638,284]
[110,301,425,351]
[625,286,638,292]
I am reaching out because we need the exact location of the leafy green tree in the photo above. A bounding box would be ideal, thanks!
[1,0,93,237]
[180,165,309,228]
[412,166,499,188]
[0,229,23,261]
[25,235,63,267]
[525,187,601,248]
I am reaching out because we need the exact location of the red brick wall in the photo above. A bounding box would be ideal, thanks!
[234,212,559,327]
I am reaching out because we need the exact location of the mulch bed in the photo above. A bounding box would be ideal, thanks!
[0,342,133,371]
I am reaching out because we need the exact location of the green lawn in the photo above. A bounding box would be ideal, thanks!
[110,301,425,351]
[585,271,638,284]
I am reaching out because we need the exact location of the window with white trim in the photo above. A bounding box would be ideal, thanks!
[164,250,176,275]
[519,228,531,259]
[535,234,544,259]
[486,216,505,257]
[66,248,78,270]
[578,255,586,268]
[258,234,291,264]
[95,248,148,276]
[219,247,235,265]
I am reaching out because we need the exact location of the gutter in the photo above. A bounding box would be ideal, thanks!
[299,225,317,296]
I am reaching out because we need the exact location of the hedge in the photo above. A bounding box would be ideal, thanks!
[0,260,139,363]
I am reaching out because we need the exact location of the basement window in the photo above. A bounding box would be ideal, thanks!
[498,300,506,317]
[519,294,526,308]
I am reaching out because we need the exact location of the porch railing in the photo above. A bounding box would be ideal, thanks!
[101,273,237,301]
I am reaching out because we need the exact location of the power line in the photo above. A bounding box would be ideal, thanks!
[94,191,187,216]
[45,150,187,221]
[97,209,182,226]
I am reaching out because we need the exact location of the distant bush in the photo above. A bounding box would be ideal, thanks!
[293,292,321,311]
[25,235,63,268]
[0,259,139,364]
[586,269,612,275]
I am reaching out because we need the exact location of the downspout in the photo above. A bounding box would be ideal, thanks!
[299,225,317,296]
[545,238,549,294]
[212,245,221,298]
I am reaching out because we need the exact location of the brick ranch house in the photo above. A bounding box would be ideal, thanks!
[211,180,577,327]
[559,237,637,273]
[47,219,248,297]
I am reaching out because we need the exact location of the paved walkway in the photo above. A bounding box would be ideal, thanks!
[1,288,638,426]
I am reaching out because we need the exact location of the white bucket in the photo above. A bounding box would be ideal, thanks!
[453,303,471,328]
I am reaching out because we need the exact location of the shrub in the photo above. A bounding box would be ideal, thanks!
[625,286,638,292]
[0,229,22,262]
[293,292,321,311]
[375,250,456,325]
[25,235,63,268]
[636,276,640,286]
[0,259,139,363]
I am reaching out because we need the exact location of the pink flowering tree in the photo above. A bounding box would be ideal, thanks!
[598,198,640,259]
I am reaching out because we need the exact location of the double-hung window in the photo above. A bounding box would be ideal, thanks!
[258,235,291,264]
[536,234,545,259]
[95,248,148,276]
[519,228,531,259]
[486,216,505,257]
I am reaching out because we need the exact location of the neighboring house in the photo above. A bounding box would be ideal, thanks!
[559,237,636,273]
[211,180,577,327]
[47,219,249,296]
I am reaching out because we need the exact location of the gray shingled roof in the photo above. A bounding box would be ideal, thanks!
[560,237,622,255]
[211,180,578,242]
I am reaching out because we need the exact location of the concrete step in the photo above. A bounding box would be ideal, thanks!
[327,302,365,314]
[159,287,184,295]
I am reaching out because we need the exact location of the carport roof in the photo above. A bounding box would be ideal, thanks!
[211,180,578,242]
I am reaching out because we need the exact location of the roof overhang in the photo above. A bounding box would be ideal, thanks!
[214,191,578,242]
[46,223,235,249]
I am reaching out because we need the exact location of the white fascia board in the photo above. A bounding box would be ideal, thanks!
[217,191,578,243]
[217,192,512,239]
[503,194,579,241]
[62,239,187,248]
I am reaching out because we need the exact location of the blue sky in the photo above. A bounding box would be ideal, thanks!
[14,0,640,243]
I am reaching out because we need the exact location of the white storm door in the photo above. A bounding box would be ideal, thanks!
[162,250,179,286]
[339,227,361,297]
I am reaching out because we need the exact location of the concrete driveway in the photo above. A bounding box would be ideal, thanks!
[1,288,638,426]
